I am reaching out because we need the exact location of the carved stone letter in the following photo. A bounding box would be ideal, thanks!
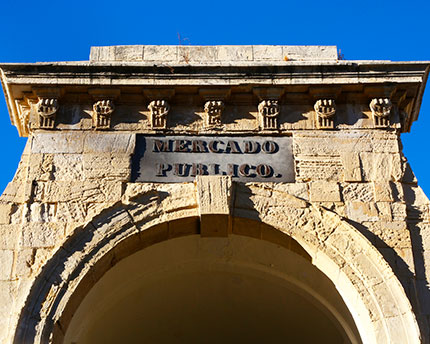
[148,100,170,129]
[314,99,336,129]
[204,100,224,128]
[258,100,279,130]
[92,99,114,129]
[37,98,58,129]
[370,98,392,127]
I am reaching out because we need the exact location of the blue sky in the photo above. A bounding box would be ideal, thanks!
[0,0,429,195]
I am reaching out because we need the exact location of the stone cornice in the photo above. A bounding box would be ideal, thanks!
[0,54,428,137]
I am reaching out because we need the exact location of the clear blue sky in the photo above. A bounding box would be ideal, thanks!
[0,0,429,195]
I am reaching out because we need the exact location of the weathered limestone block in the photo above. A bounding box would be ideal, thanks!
[31,132,86,154]
[84,133,135,154]
[22,202,57,223]
[144,45,177,61]
[391,202,407,221]
[33,180,122,203]
[0,204,12,224]
[359,152,402,182]
[340,153,362,182]
[345,201,379,222]
[20,222,66,248]
[310,181,341,202]
[296,156,344,181]
[53,154,84,181]
[375,221,411,249]
[0,281,18,342]
[253,45,283,60]
[66,181,123,203]
[375,202,392,221]
[271,182,309,201]
[12,248,51,280]
[83,153,131,181]
[293,131,400,156]
[0,250,13,280]
[374,181,394,202]
[217,46,253,61]
[0,225,19,249]
[56,202,89,223]
[342,183,374,202]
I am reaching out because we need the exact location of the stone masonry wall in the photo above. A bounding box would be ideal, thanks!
[0,127,429,342]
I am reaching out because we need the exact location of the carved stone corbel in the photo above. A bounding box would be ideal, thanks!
[92,100,115,129]
[88,89,120,129]
[37,98,58,129]
[314,99,336,129]
[204,100,224,128]
[148,100,170,129]
[258,100,279,130]
[370,98,392,127]
[15,98,32,136]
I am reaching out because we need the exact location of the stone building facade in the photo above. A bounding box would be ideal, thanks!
[0,45,429,343]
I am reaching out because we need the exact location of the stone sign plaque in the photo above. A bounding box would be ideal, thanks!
[132,135,294,182]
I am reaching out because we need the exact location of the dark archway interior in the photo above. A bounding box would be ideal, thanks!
[64,234,361,344]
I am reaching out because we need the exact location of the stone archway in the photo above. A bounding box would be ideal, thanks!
[63,234,361,344]
[13,179,421,344]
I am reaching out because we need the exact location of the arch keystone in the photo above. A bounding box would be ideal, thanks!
[195,176,233,237]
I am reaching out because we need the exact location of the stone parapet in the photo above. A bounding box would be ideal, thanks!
[89,45,339,63]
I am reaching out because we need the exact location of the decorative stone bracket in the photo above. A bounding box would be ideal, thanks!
[37,98,59,129]
[88,88,120,129]
[148,100,170,129]
[370,98,392,127]
[258,100,280,130]
[314,99,336,129]
[15,98,32,136]
[92,99,115,129]
[204,100,225,128]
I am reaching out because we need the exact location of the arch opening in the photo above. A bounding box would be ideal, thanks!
[63,231,362,344]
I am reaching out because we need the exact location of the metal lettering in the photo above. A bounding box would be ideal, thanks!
[191,140,208,153]
[155,163,171,176]
[209,164,221,175]
[153,139,171,152]
[244,141,260,154]
[209,140,224,153]
[239,164,256,178]
[173,163,190,176]
[225,141,242,154]
[227,164,238,177]
[191,163,209,176]
[262,141,279,154]
[256,164,273,177]
[174,140,191,152]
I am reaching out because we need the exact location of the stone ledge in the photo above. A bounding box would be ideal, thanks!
[90,45,339,63]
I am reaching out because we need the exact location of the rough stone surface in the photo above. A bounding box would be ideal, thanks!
[90,45,339,63]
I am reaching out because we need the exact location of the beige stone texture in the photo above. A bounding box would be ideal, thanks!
[310,181,341,202]
[0,250,13,280]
